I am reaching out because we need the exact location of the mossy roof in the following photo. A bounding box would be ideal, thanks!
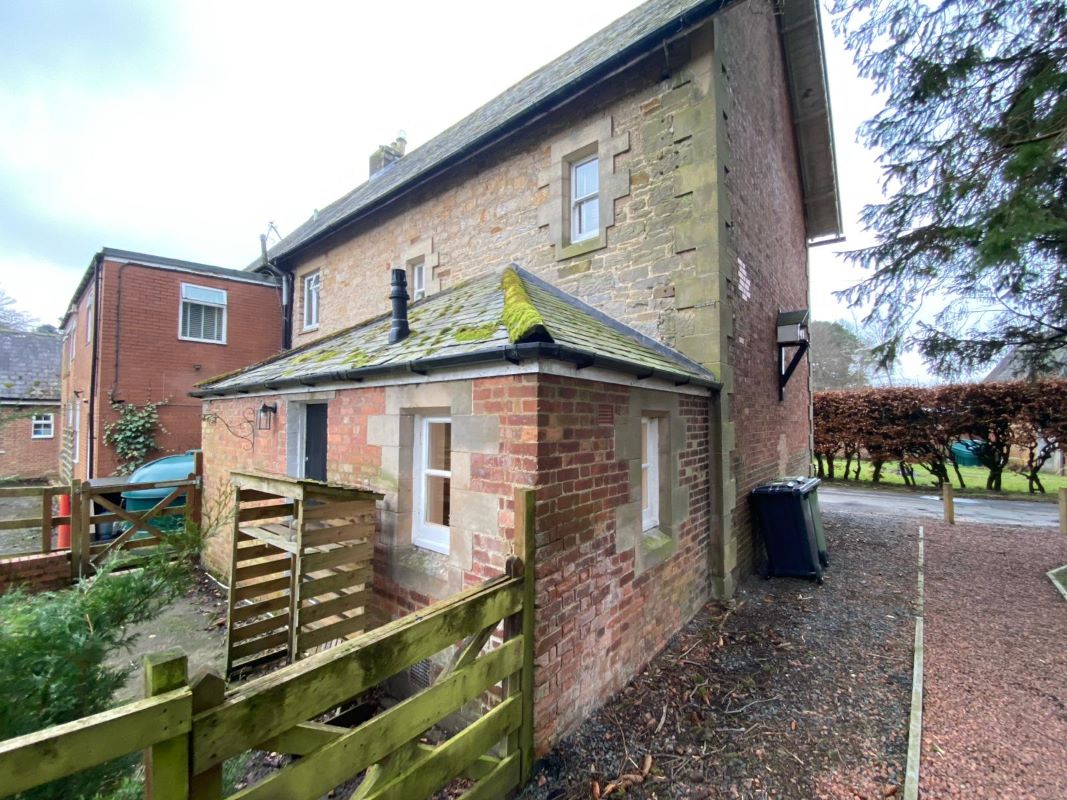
[196,267,716,395]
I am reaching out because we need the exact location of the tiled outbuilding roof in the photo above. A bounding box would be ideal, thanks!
[193,267,717,396]
[0,329,61,402]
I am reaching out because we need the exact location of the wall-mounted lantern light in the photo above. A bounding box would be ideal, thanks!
[777,309,809,401]
[256,402,278,431]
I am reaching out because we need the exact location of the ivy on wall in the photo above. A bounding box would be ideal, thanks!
[103,402,162,474]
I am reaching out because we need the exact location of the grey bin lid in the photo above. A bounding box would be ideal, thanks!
[752,477,821,495]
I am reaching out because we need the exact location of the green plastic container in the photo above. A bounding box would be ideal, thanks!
[120,452,197,535]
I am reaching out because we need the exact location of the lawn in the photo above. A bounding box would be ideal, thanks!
[822,458,1067,496]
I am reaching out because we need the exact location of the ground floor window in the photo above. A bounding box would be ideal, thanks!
[641,416,660,531]
[413,416,451,554]
[31,413,54,439]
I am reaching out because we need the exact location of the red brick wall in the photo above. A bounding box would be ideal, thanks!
[718,1,813,573]
[0,407,60,480]
[531,374,711,749]
[200,370,711,753]
[60,259,283,482]
[0,552,70,594]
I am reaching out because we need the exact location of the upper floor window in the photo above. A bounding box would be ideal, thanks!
[31,413,54,439]
[179,283,227,344]
[412,416,451,554]
[409,258,426,301]
[570,155,599,243]
[303,272,321,330]
[641,416,660,531]
[85,290,94,343]
[67,320,76,362]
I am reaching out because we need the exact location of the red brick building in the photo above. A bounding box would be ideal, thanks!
[0,329,62,481]
[59,248,282,481]
[197,0,839,752]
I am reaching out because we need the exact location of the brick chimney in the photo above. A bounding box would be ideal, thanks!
[369,132,407,178]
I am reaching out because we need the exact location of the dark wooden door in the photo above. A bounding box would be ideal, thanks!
[304,403,328,481]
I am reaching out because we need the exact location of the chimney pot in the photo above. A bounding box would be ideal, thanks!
[389,268,410,343]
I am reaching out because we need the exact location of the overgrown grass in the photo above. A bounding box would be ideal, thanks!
[824,458,1067,495]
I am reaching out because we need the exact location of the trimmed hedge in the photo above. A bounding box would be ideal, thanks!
[813,380,1067,492]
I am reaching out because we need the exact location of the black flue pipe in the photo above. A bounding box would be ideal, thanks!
[389,268,410,343]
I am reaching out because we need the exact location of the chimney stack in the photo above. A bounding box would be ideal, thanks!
[389,268,410,343]
[369,131,407,178]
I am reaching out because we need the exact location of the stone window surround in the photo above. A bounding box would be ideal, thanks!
[399,237,440,300]
[293,261,325,339]
[614,388,687,576]
[368,380,501,602]
[538,116,631,261]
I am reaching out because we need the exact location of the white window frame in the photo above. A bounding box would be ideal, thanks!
[570,154,599,243]
[71,402,80,464]
[178,282,228,344]
[412,415,451,555]
[641,417,660,531]
[85,290,94,343]
[68,320,76,362]
[410,258,425,301]
[31,413,54,439]
[302,272,321,330]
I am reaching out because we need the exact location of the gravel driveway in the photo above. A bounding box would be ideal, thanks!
[519,509,917,800]
[921,521,1067,799]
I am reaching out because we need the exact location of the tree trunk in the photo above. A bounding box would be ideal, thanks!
[815,454,825,479]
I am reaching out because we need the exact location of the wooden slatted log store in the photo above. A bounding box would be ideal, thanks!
[225,472,382,677]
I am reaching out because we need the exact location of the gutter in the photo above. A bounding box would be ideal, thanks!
[87,255,102,479]
[190,342,721,398]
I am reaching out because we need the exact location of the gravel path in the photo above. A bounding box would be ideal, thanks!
[921,521,1067,799]
[519,510,917,800]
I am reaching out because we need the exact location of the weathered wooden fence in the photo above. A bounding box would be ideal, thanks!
[0,484,68,558]
[225,472,381,678]
[0,488,537,800]
[0,454,202,581]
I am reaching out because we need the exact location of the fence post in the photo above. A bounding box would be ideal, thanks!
[144,650,190,800]
[942,482,955,525]
[189,451,204,533]
[1059,487,1067,538]
[511,487,536,784]
[69,480,84,579]
[189,668,225,800]
[40,486,53,554]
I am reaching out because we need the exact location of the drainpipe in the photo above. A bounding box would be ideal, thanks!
[87,255,102,479]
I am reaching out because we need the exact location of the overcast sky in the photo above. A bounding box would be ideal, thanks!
[0,0,931,381]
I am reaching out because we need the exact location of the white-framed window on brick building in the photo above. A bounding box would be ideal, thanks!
[179,283,227,344]
[303,272,321,330]
[641,416,660,531]
[67,319,76,362]
[570,154,599,243]
[85,290,94,343]
[412,416,451,555]
[31,413,54,439]
[70,402,80,464]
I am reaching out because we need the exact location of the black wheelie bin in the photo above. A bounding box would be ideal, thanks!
[751,477,826,583]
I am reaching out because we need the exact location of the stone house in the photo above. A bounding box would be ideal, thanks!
[195,0,839,751]
[59,248,282,481]
[0,329,62,481]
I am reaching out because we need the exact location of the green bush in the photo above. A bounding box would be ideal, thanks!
[0,526,202,800]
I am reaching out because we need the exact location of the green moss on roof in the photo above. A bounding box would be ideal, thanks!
[453,322,500,342]
[501,268,546,343]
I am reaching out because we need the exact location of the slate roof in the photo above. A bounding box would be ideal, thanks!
[260,0,742,266]
[194,267,717,396]
[0,329,62,402]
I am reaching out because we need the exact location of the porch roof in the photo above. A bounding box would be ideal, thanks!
[192,266,718,396]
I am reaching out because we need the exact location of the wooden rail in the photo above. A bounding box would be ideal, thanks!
[0,487,538,800]
[0,453,202,580]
